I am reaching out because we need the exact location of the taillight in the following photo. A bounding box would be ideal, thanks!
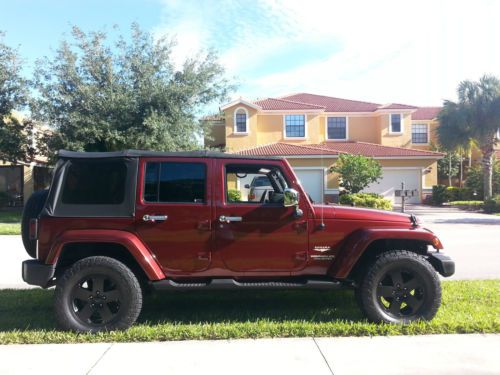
[248,193,255,200]
[29,218,38,240]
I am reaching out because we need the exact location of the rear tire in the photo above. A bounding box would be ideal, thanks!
[54,256,142,332]
[356,250,441,323]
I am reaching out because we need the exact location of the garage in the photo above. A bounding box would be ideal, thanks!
[366,168,421,204]
[293,168,324,203]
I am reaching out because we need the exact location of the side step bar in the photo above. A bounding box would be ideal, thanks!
[151,278,343,291]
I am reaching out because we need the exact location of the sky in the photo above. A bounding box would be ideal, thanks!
[1,0,499,110]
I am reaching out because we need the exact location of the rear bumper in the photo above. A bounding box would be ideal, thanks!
[428,252,455,277]
[22,260,56,288]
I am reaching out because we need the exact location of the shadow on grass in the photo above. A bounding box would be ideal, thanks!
[0,288,363,332]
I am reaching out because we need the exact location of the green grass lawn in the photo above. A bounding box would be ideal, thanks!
[0,279,498,344]
[0,211,22,235]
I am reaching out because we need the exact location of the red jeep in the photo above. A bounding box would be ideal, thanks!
[21,150,454,332]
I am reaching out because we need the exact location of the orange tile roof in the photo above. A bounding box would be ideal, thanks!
[253,97,325,110]
[412,107,442,120]
[236,142,444,158]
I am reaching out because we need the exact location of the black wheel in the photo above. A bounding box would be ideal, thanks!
[21,189,49,258]
[54,256,142,332]
[356,250,441,323]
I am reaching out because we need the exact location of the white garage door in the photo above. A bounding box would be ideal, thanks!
[366,169,421,203]
[293,169,324,203]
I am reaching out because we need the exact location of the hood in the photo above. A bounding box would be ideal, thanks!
[312,204,412,223]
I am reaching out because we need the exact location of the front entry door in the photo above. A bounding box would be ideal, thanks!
[215,160,308,272]
[134,158,212,273]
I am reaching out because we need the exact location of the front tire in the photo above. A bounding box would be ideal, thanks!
[357,250,441,323]
[54,256,143,332]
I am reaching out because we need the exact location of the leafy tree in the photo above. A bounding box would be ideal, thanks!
[438,75,500,198]
[330,154,382,194]
[0,32,35,163]
[465,161,500,198]
[437,152,460,186]
[32,24,235,159]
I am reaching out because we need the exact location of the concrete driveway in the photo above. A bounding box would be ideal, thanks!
[1,205,499,288]
[400,204,500,280]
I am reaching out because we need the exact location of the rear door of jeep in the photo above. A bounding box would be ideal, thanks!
[134,157,213,273]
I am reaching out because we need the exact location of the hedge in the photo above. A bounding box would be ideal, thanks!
[339,193,393,211]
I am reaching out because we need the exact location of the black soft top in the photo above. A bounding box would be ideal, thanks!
[58,149,281,160]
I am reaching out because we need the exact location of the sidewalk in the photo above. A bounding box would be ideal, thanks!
[0,334,498,375]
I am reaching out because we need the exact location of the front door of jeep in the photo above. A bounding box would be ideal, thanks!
[134,158,212,273]
[215,160,308,272]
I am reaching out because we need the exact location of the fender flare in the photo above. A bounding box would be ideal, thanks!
[328,227,443,279]
[46,229,165,280]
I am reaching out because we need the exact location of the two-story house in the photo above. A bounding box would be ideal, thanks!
[205,93,445,204]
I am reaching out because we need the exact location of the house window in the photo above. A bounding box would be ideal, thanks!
[284,115,305,138]
[327,117,347,140]
[234,107,248,133]
[390,114,402,133]
[412,124,428,144]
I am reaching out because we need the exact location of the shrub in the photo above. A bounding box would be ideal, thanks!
[465,161,500,199]
[446,187,474,201]
[431,185,448,205]
[227,189,241,202]
[330,154,382,194]
[448,201,484,210]
[483,196,500,213]
[340,193,392,211]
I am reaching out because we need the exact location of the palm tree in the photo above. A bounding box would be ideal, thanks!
[438,75,500,199]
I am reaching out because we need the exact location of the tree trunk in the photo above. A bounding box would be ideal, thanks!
[459,154,463,188]
[448,155,452,186]
[481,144,495,199]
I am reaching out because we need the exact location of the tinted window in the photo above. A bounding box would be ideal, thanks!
[144,162,206,203]
[62,161,126,204]
[327,117,347,139]
[285,115,305,138]
[391,114,401,133]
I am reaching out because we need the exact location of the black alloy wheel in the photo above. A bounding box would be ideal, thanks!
[54,256,142,332]
[357,250,441,323]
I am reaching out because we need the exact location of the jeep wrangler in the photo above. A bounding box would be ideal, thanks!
[21,150,454,332]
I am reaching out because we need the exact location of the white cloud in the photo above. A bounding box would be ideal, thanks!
[156,0,500,106]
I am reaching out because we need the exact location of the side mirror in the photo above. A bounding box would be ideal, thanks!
[244,184,250,189]
[284,188,299,207]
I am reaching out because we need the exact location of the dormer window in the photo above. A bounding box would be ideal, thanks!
[390,114,403,134]
[234,107,249,134]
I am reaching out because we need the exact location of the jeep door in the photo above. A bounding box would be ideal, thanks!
[215,160,308,272]
[134,158,213,273]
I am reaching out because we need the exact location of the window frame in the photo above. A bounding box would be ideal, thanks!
[325,116,348,141]
[389,113,404,134]
[411,123,429,145]
[283,114,307,139]
[141,160,208,205]
[223,164,290,206]
[233,107,249,135]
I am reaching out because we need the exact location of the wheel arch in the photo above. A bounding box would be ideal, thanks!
[47,229,165,281]
[328,228,442,280]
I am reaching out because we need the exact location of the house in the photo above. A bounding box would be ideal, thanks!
[205,93,445,204]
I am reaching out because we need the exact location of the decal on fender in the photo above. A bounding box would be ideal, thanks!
[313,245,331,252]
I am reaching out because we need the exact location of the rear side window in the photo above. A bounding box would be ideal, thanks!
[61,161,127,205]
[144,162,206,203]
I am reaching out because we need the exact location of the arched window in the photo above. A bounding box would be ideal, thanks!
[234,107,249,134]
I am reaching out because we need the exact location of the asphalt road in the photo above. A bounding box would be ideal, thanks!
[1,206,499,288]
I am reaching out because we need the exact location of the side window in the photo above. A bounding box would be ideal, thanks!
[62,161,126,205]
[225,164,288,204]
[144,162,206,203]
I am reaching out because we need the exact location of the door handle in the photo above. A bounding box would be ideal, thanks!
[143,214,168,222]
[219,215,242,223]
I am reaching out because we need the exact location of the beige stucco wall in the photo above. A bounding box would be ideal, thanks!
[379,112,413,148]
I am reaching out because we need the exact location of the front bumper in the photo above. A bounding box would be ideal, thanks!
[22,260,56,288]
[428,252,455,277]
